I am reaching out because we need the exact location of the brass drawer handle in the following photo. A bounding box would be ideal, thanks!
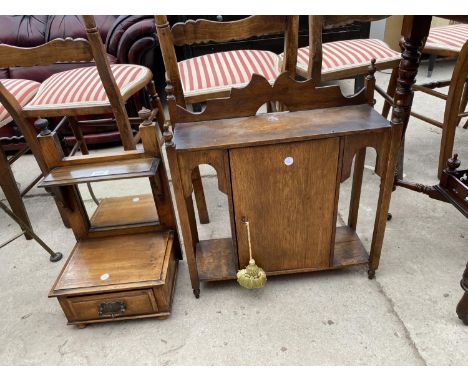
[97,301,126,318]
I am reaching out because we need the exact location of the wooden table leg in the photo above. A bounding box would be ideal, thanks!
[392,16,432,181]
[456,262,468,325]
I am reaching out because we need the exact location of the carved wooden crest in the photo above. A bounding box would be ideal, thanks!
[169,72,369,124]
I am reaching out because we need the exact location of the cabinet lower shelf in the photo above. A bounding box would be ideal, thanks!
[195,226,369,282]
[89,194,159,228]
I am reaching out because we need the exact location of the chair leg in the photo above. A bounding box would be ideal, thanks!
[192,167,210,224]
[354,74,365,93]
[382,67,398,119]
[69,117,89,155]
[456,80,468,127]
[427,54,436,77]
[0,146,33,240]
[0,200,62,262]
[438,52,468,178]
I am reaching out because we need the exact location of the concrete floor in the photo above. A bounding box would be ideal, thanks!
[0,60,467,365]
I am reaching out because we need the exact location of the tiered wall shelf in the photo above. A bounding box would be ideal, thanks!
[37,113,180,327]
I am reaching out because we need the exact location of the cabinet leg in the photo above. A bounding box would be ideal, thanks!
[192,167,210,224]
[77,323,87,329]
[193,288,200,299]
[368,269,376,280]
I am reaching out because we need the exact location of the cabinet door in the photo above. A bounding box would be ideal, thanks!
[230,139,340,272]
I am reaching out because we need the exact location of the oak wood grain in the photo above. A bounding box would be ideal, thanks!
[90,194,159,228]
[51,231,173,296]
[174,104,390,151]
[230,139,339,272]
[39,158,159,187]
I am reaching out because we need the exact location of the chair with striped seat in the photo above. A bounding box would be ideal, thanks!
[0,15,159,159]
[383,22,468,177]
[154,15,299,224]
[280,16,400,90]
[424,23,468,76]
[155,16,298,105]
[0,15,162,229]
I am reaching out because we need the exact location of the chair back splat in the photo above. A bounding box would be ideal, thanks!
[154,15,299,106]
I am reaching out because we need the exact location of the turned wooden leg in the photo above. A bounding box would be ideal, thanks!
[392,16,432,182]
[192,166,210,224]
[0,146,33,239]
[438,44,468,178]
[456,263,468,325]
[382,67,398,119]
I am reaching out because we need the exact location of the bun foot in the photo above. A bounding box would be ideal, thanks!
[368,269,376,279]
[77,324,87,329]
[193,288,200,299]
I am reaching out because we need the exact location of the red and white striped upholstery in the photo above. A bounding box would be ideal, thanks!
[281,39,400,78]
[24,64,151,111]
[425,24,468,53]
[178,50,280,98]
[0,79,40,128]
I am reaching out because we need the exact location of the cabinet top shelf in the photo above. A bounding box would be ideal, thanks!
[38,157,159,188]
[173,104,390,151]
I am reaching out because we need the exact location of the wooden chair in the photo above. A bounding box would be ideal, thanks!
[154,15,299,224]
[0,15,162,228]
[383,24,468,177]
[155,15,299,105]
[283,16,400,89]
[0,15,159,164]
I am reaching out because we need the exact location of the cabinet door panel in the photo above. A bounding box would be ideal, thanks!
[230,139,339,272]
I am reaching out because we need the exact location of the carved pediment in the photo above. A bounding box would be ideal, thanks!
[170,72,368,124]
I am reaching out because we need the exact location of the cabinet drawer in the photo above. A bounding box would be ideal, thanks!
[62,289,158,323]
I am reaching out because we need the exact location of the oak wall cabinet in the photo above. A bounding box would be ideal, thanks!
[165,72,402,298]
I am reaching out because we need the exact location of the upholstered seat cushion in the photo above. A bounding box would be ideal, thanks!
[282,39,400,78]
[24,64,151,111]
[178,50,280,98]
[424,24,468,53]
[0,79,40,127]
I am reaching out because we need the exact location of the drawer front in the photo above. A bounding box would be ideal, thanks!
[64,289,158,323]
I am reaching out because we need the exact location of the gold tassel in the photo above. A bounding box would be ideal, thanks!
[236,218,267,289]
